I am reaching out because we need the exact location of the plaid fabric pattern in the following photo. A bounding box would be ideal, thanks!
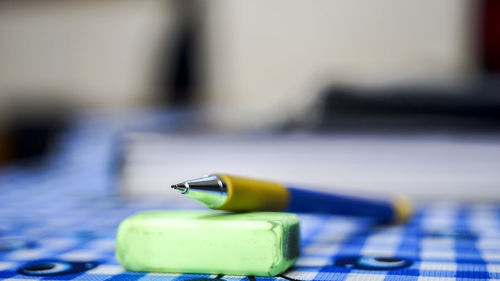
[1,115,499,280]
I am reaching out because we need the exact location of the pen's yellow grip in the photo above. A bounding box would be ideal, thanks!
[216,174,289,212]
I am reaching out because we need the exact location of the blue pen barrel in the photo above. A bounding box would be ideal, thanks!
[285,187,396,223]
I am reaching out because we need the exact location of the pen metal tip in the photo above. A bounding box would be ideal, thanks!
[171,182,189,194]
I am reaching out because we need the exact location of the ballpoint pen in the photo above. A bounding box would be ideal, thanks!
[171,173,411,223]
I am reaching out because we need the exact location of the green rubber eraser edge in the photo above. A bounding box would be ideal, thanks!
[116,210,300,276]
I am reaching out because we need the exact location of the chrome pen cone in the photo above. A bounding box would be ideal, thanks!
[170,175,228,208]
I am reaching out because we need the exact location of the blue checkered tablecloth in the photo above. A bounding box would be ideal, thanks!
[1,113,500,280]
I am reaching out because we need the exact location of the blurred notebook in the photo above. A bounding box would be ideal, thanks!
[118,133,500,202]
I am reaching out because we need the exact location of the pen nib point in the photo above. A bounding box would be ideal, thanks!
[171,183,188,194]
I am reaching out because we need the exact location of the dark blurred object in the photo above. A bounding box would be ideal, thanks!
[156,1,202,106]
[312,80,500,133]
[0,128,12,164]
[0,96,72,166]
[480,0,500,73]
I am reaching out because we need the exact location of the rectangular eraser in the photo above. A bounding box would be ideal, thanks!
[116,211,300,276]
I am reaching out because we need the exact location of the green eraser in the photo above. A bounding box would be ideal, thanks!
[116,210,300,276]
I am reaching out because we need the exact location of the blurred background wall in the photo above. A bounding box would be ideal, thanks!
[0,1,476,122]
[203,0,475,128]
[1,0,499,164]
[0,0,173,111]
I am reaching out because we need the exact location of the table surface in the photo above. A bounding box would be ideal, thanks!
[1,113,500,281]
